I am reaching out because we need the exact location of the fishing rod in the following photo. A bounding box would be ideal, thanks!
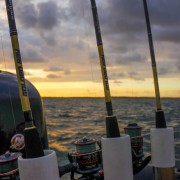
[142,1,175,179]
[90,0,120,138]
[5,0,44,158]
[90,2,133,178]
[142,0,166,128]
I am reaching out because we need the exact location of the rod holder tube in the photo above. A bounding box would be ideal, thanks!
[18,150,60,180]
[150,128,175,168]
[151,128,175,180]
[102,135,133,180]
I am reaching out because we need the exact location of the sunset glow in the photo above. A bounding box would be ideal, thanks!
[0,0,179,98]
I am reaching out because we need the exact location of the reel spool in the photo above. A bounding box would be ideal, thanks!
[124,123,144,168]
[68,137,102,177]
[0,151,21,179]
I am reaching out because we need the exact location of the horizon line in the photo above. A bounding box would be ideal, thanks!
[42,96,180,99]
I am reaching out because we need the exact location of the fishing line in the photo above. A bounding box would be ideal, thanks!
[82,0,97,98]
[1,34,17,134]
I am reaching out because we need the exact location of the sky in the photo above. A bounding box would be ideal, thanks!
[0,0,179,97]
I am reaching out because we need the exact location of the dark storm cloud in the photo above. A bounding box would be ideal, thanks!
[110,0,179,43]
[76,0,180,45]
[15,1,62,30]
[97,0,146,35]
[37,2,59,29]
[15,3,37,28]
[13,0,180,44]
[147,0,180,28]
[155,28,180,43]
[54,0,144,42]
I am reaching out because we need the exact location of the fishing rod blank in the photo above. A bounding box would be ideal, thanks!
[142,0,166,128]
[5,0,44,158]
[90,0,120,138]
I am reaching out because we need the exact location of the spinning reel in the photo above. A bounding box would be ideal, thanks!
[0,152,21,180]
[124,123,151,174]
[68,137,103,180]
[64,124,151,179]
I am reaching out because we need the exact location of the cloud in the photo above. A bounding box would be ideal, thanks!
[64,69,71,75]
[87,0,180,49]
[44,67,71,75]
[89,51,98,60]
[44,67,64,72]
[113,80,123,84]
[116,52,147,65]
[40,33,57,46]
[147,0,180,28]
[1,0,179,94]
[24,71,32,76]
[155,28,180,43]
[110,71,145,81]
[15,1,61,31]
[67,0,91,22]
[96,0,145,36]
[46,74,61,79]
[37,1,59,29]
[110,72,126,80]
[176,61,180,71]
[158,68,169,75]
[15,2,37,28]
[128,72,145,81]
[21,49,46,63]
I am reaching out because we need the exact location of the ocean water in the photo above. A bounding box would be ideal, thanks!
[43,97,180,179]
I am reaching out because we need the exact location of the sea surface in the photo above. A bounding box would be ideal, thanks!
[43,97,180,179]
